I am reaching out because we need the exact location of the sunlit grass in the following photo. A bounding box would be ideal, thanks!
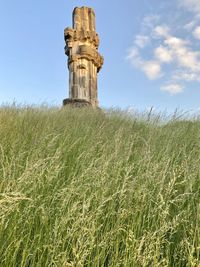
[0,106,199,266]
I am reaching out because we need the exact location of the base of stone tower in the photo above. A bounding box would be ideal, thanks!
[63,98,93,107]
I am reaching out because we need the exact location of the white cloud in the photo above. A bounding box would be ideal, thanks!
[164,36,187,46]
[154,25,170,38]
[154,46,173,63]
[127,47,162,80]
[164,36,200,71]
[152,27,200,72]
[161,84,184,94]
[134,35,150,48]
[193,26,200,40]
[142,61,162,80]
[178,51,200,71]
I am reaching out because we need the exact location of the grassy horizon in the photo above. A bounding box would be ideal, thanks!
[0,106,199,266]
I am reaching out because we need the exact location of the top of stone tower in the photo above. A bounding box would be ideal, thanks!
[73,6,95,14]
[72,6,96,31]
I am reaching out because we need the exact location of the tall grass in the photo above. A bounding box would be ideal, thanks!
[0,106,199,266]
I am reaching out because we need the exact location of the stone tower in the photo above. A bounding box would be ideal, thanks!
[63,7,104,107]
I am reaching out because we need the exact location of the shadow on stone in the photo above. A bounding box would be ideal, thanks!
[63,98,92,108]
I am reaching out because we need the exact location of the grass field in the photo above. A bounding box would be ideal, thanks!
[0,106,199,266]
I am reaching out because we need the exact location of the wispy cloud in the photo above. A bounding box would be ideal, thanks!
[134,35,150,48]
[142,14,160,29]
[127,48,162,80]
[161,84,184,94]
[173,70,200,81]
[184,20,197,31]
[178,0,200,17]
[193,26,200,40]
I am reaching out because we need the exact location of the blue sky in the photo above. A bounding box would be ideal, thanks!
[0,0,200,111]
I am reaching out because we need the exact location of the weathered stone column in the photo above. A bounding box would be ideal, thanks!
[63,7,104,107]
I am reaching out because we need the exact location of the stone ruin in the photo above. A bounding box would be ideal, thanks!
[63,7,104,107]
